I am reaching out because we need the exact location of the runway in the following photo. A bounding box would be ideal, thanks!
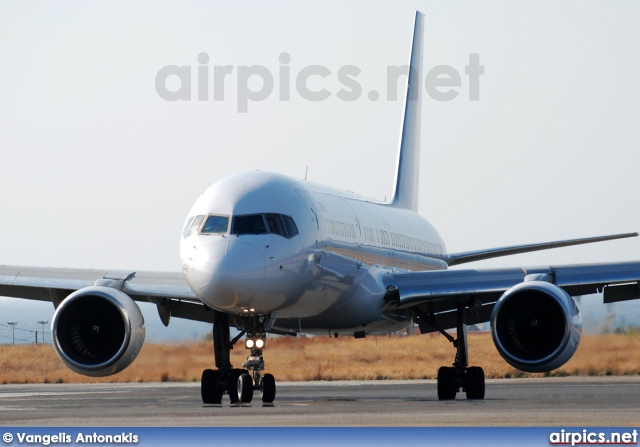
[1,377,639,426]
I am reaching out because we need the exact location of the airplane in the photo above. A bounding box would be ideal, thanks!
[2,11,640,404]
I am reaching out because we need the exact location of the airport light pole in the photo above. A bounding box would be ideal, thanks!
[7,322,18,345]
[38,321,49,344]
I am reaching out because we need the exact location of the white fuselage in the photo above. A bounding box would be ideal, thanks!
[180,171,447,335]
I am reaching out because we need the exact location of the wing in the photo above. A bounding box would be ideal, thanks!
[384,261,640,334]
[445,232,638,266]
[0,265,216,325]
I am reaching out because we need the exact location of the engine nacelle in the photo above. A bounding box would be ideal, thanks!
[490,281,581,372]
[52,286,145,377]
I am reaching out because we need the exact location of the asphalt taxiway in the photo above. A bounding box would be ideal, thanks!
[1,377,639,426]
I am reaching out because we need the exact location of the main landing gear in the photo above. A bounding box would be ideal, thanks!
[201,311,276,405]
[418,304,485,400]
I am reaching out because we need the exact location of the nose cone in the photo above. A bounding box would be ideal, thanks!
[191,240,266,310]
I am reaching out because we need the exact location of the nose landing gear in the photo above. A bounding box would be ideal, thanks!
[242,343,276,403]
[240,316,276,403]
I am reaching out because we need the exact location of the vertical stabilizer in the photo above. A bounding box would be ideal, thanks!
[390,11,424,211]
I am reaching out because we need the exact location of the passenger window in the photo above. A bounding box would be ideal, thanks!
[201,215,229,234]
[186,215,205,238]
[266,214,286,237]
[233,215,267,235]
[282,215,299,238]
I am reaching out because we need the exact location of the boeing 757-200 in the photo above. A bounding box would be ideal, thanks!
[2,12,640,404]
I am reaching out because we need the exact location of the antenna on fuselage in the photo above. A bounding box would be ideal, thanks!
[389,11,424,212]
[305,166,308,181]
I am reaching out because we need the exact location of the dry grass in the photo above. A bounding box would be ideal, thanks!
[1,333,640,384]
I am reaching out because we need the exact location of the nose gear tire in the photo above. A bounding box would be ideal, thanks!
[261,373,276,403]
[238,373,254,403]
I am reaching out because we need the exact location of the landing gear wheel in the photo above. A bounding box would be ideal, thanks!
[238,373,254,403]
[228,369,246,403]
[437,366,457,400]
[201,369,222,404]
[261,373,276,403]
[464,366,485,399]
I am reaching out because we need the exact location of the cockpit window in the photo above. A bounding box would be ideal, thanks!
[232,214,267,235]
[232,213,299,238]
[185,215,205,238]
[182,216,195,238]
[265,214,286,237]
[201,215,229,234]
[282,215,299,238]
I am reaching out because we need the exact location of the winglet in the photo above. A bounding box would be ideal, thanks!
[390,11,424,211]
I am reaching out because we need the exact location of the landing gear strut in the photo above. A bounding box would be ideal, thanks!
[420,304,485,400]
[200,311,276,404]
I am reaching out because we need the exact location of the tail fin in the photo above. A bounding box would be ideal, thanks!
[390,11,424,211]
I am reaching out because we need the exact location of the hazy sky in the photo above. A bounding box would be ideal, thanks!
[2,1,640,339]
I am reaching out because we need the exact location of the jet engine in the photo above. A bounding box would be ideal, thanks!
[490,281,581,372]
[51,286,145,377]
